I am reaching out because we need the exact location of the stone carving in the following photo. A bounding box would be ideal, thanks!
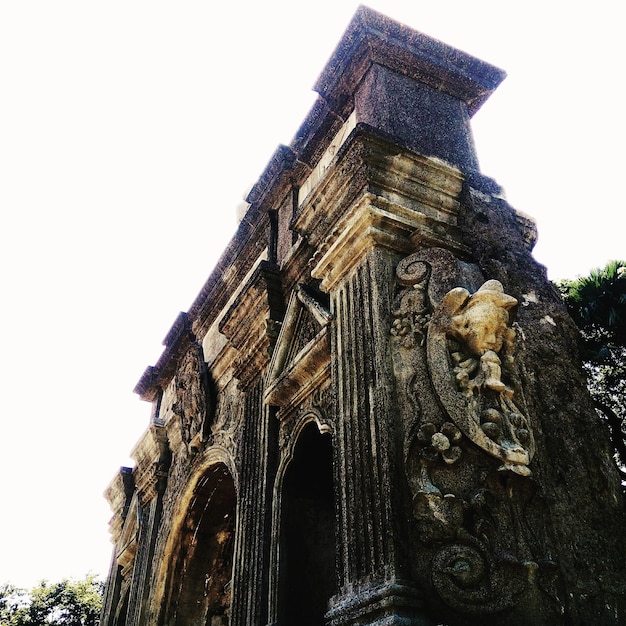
[391,258,431,349]
[415,421,463,466]
[418,475,561,617]
[391,250,561,619]
[172,342,212,452]
[446,280,516,394]
[278,387,333,452]
[427,279,535,476]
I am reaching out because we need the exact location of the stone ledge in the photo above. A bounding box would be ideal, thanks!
[326,578,425,626]
[315,6,505,119]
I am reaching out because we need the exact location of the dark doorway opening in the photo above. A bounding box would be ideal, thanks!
[280,422,336,625]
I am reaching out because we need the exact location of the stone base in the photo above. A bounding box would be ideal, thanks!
[325,578,431,626]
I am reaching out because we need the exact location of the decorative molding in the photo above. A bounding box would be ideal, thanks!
[131,423,171,505]
[277,392,333,453]
[219,261,285,390]
[294,130,464,249]
[134,312,193,402]
[104,467,135,545]
[264,285,332,412]
[298,112,357,207]
[293,129,467,291]
[325,578,424,626]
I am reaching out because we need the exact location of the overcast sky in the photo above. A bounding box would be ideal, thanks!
[1,1,623,589]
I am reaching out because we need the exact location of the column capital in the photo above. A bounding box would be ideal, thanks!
[294,128,467,292]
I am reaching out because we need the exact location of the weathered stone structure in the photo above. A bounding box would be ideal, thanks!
[101,8,626,626]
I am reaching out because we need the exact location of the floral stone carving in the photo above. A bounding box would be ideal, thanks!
[427,279,535,476]
[391,252,561,618]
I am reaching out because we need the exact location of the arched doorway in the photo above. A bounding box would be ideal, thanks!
[279,421,336,625]
[162,463,236,626]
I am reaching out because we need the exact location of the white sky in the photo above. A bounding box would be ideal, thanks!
[0,1,623,589]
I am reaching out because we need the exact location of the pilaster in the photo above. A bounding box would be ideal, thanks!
[326,246,427,624]
[125,424,171,626]
[100,467,135,626]
[295,130,464,623]
[230,379,278,626]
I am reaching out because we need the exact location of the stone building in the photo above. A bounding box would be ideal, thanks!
[101,7,626,626]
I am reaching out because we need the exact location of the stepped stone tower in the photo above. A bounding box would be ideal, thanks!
[101,7,626,626]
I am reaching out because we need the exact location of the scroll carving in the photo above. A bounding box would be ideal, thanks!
[390,258,431,349]
[391,249,561,618]
[418,476,561,616]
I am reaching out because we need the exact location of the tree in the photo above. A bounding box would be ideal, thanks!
[0,585,29,625]
[0,575,103,626]
[559,260,626,479]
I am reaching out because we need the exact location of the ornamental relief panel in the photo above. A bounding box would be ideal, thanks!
[391,248,561,619]
[210,386,244,460]
[163,344,241,506]
[428,278,535,476]
[172,341,213,453]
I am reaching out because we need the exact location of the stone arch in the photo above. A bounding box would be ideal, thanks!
[155,448,237,626]
[272,413,337,625]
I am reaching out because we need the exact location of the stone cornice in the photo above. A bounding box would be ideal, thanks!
[293,126,467,290]
[130,422,170,505]
[134,313,193,402]
[315,6,505,119]
[218,261,285,390]
[134,210,269,402]
[245,144,299,211]
[104,467,135,544]
[189,203,270,339]
[289,97,346,170]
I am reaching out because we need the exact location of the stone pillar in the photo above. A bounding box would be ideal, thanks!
[293,127,466,624]
[125,424,171,626]
[100,467,134,626]
[230,379,278,626]
[325,248,427,625]
[219,261,284,625]
[100,562,124,626]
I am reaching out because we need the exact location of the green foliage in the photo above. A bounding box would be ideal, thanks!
[0,585,29,625]
[559,260,626,349]
[0,575,103,626]
[558,260,626,476]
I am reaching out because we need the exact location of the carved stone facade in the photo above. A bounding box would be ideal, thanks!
[101,8,626,626]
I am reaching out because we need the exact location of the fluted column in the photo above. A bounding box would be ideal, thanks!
[291,128,466,625]
[324,247,427,625]
[125,424,171,626]
[332,249,397,580]
[230,378,278,626]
